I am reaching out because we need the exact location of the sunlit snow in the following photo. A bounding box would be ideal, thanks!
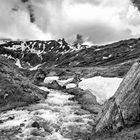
[79,76,122,104]
[58,78,74,86]
[66,83,77,89]
[15,59,22,68]
[29,64,42,71]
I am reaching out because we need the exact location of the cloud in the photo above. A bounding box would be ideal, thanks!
[131,0,140,10]
[43,0,137,44]
[0,0,52,40]
[0,0,140,44]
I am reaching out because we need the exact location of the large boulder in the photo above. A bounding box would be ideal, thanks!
[96,61,140,133]
[66,88,101,114]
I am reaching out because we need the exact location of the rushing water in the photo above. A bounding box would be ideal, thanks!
[0,87,95,140]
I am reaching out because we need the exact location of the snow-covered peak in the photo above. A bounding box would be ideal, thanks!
[0,39,73,69]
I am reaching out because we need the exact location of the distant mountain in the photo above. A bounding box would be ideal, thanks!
[0,38,12,44]
[0,37,140,71]
[0,39,71,69]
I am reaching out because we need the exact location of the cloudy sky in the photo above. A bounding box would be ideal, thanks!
[0,0,140,44]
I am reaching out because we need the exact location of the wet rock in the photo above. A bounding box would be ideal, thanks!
[0,120,3,124]
[0,56,48,112]
[60,123,92,140]
[45,80,63,90]
[31,121,40,129]
[96,61,140,133]
[66,88,102,114]
[8,116,15,120]
[42,122,54,133]
[78,90,101,113]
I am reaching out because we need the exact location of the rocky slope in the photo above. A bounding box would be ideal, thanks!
[93,61,140,139]
[0,56,48,112]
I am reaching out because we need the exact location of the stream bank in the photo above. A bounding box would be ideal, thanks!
[0,87,97,140]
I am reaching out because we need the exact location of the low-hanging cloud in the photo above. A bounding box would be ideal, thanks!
[0,0,52,40]
[0,0,140,44]
[131,0,140,10]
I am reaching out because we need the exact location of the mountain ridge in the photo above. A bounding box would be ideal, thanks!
[0,37,140,69]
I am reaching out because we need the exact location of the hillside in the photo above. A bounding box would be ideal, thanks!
[0,37,140,139]
[0,38,140,78]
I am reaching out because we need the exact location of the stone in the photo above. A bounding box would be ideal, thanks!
[8,116,15,120]
[31,121,40,129]
[33,69,46,85]
[60,123,92,139]
[96,62,140,133]
[42,122,53,133]
[30,129,46,137]
[81,89,98,105]
[0,56,48,112]
[66,88,101,114]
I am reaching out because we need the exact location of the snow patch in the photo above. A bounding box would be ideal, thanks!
[79,76,122,104]
[66,83,77,89]
[82,41,93,48]
[103,54,112,60]
[47,41,51,45]
[94,48,101,51]
[15,59,22,68]
[1,54,15,60]
[44,76,59,84]
[29,64,42,71]
[4,45,21,50]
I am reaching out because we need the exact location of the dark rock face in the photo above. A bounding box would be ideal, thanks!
[31,121,40,129]
[56,38,140,68]
[66,88,101,114]
[96,61,140,133]
[0,39,71,68]
[45,80,63,90]
[0,56,48,112]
